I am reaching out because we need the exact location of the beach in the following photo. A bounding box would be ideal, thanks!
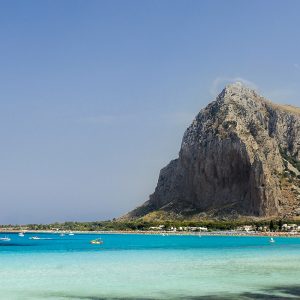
[1,228,300,237]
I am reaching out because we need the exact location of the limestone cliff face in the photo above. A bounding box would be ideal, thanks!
[125,83,300,220]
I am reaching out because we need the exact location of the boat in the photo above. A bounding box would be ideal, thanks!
[68,232,74,236]
[270,238,275,243]
[60,233,65,237]
[29,236,41,240]
[18,232,25,237]
[29,236,52,240]
[90,238,103,245]
[0,236,11,241]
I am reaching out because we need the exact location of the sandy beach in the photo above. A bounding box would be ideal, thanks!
[1,228,300,237]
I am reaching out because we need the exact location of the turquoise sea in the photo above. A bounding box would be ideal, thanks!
[1,233,300,299]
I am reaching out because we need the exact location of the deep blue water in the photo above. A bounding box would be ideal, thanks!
[2,232,300,252]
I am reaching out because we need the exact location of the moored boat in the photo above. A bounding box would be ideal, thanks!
[90,238,103,245]
[29,236,41,240]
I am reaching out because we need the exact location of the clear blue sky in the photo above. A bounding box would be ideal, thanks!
[1,0,300,224]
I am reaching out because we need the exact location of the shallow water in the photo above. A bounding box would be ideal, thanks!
[1,233,300,299]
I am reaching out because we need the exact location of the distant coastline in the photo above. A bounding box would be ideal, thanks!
[1,229,300,237]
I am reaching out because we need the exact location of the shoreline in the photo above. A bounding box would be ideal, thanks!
[1,229,300,237]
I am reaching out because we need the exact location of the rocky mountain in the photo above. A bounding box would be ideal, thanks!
[123,82,300,220]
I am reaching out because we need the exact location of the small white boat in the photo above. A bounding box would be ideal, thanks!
[0,236,11,241]
[29,236,41,240]
[68,233,74,236]
[18,232,25,237]
[29,236,52,240]
[270,238,275,243]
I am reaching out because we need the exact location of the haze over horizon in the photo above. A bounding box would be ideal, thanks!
[1,0,300,224]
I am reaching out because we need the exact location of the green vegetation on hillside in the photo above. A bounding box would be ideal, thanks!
[279,147,300,173]
[1,218,300,232]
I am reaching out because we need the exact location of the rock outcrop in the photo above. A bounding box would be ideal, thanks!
[124,82,300,220]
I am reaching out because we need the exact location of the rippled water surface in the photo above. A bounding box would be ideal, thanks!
[1,233,300,299]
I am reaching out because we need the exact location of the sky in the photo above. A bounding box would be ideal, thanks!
[0,0,300,224]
